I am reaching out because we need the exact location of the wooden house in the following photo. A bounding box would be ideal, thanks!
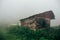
[20,11,55,30]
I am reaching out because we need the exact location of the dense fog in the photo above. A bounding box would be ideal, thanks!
[0,0,60,26]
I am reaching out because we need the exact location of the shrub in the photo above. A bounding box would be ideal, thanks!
[0,25,60,40]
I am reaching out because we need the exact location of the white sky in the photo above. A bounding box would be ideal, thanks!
[0,0,60,26]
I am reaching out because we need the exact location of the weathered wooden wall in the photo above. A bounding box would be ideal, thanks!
[20,17,50,30]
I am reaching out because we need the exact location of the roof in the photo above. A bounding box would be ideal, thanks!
[20,10,55,21]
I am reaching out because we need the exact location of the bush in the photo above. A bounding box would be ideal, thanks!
[7,25,56,40]
[0,25,60,40]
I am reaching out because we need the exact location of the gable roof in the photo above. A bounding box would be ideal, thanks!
[20,10,55,21]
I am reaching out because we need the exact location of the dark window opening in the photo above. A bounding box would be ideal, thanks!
[36,18,47,28]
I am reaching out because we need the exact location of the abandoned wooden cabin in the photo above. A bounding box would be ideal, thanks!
[20,11,55,29]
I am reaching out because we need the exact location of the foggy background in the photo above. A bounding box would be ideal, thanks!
[0,0,60,26]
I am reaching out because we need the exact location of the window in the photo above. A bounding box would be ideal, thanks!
[36,18,47,28]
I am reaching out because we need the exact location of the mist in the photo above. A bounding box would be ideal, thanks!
[0,0,60,26]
